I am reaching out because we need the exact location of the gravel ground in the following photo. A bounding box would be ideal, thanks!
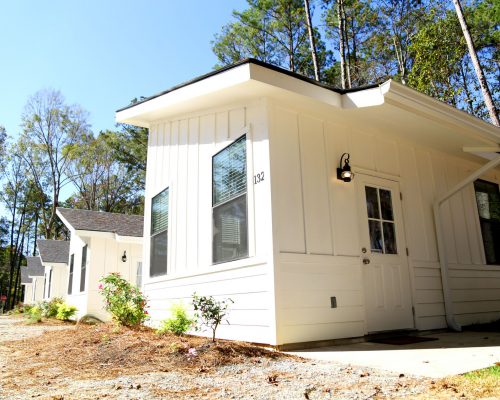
[0,316,435,400]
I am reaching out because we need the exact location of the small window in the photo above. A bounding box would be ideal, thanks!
[80,245,87,292]
[212,135,248,263]
[68,254,74,295]
[474,180,500,265]
[47,269,52,298]
[136,261,143,288]
[150,188,169,276]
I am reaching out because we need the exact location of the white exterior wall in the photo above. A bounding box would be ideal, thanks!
[143,100,277,344]
[43,263,68,300]
[66,233,88,319]
[22,283,33,304]
[268,101,500,345]
[31,276,45,303]
[65,231,143,321]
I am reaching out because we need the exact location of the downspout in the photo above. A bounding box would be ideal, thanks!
[433,155,500,332]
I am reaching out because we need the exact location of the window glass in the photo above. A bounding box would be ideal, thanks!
[474,180,500,265]
[213,136,247,205]
[150,188,169,276]
[365,185,398,255]
[213,136,248,264]
[380,189,394,221]
[80,245,87,292]
[365,187,380,219]
[136,261,143,288]
[68,254,74,295]
[47,269,52,298]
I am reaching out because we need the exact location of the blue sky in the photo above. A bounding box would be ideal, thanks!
[0,1,248,137]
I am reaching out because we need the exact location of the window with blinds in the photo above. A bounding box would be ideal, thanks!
[68,254,74,295]
[474,179,500,265]
[150,188,169,276]
[213,135,248,264]
[80,245,87,292]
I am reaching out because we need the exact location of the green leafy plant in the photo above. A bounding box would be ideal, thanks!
[192,293,233,342]
[99,272,148,327]
[28,306,42,323]
[157,303,194,336]
[56,303,77,321]
[39,297,64,318]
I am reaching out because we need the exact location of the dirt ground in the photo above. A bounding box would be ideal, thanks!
[0,315,498,399]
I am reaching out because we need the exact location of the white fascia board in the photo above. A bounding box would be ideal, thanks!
[381,80,500,142]
[116,63,253,127]
[248,63,342,108]
[56,210,74,232]
[114,234,143,244]
[342,86,385,108]
[49,262,68,268]
[75,230,115,239]
[76,229,142,244]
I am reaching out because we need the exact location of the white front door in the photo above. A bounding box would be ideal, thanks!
[357,174,414,333]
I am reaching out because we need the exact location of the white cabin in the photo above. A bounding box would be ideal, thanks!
[37,240,70,301]
[116,59,500,348]
[56,208,143,321]
[21,257,45,304]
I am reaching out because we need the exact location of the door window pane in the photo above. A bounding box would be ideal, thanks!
[365,185,398,255]
[380,189,394,221]
[368,220,383,253]
[365,187,380,219]
[383,222,397,254]
[474,180,500,265]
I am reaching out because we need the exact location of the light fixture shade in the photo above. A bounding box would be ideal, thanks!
[337,153,354,182]
[121,251,127,263]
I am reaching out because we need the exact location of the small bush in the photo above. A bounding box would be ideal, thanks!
[8,303,32,315]
[56,303,77,321]
[28,306,42,323]
[192,293,233,342]
[99,273,148,327]
[39,297,64,318]
[157,303,194,336]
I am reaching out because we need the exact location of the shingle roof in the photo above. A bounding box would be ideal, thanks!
[37,240,70,264]
[26,256,44,277]
[20,266,31,284]
[57,208,144,237]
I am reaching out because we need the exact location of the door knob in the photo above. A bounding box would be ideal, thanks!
[363,258,370,265]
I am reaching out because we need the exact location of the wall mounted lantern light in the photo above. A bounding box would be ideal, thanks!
[337,153,354,182]
[121,251,127,263]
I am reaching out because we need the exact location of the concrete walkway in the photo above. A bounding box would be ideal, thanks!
[289,330,500,378]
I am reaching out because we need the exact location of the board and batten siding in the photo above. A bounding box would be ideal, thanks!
[143,101,277,344]
[269,102,500,344]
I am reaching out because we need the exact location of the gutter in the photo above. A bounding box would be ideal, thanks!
[433,155,500,332]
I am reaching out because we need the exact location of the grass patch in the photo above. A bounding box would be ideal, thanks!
[463,364,500,380]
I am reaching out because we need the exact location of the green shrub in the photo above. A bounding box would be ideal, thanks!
[28,306,42,323]
[192,293,233,342]
[39,297,64,318]
[8,303,32,315]
[99,273,148,327]
[157,303,194,335]
[56,303,77,321]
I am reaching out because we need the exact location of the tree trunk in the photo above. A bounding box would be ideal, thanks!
[303,0,320,81]
[337,0,346,89]
[340,2,352,88]
[452,0,499,126]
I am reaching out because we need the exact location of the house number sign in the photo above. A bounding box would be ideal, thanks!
[254,171,265,185]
